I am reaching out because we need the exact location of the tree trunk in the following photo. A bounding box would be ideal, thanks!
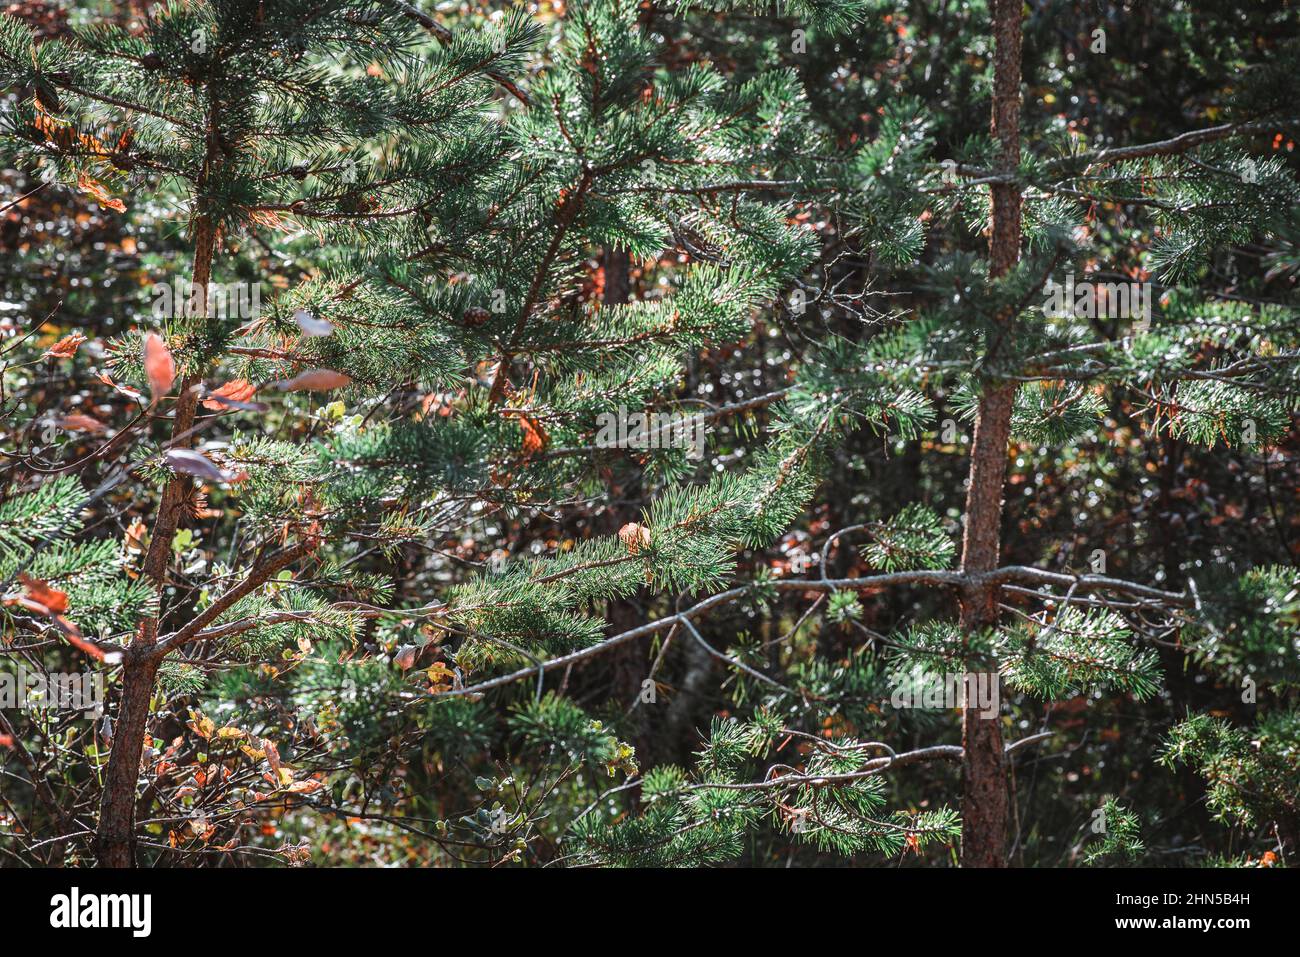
[95,652,160,867]
[96,215,214,867]
[957,0,1022,868]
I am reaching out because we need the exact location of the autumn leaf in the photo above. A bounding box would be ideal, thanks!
[187,711,216,739]
[97,370,143,400]
[143,331,176,399]
[63,624,116,663]
[5,578,118,662]
[55,413,108,433]
[518,414,549,458]
[273,368,352,391]
[427,661,455,692]
[421,391,457,418]
[264,739,282,779]
[124,518,147,553]
[618,522,651,555]
[45,332,87,359]
[76,171,126,212]
[394,645,418,671]
[14,573,69,614]
[201,378,258,411]
[240,743,267,762]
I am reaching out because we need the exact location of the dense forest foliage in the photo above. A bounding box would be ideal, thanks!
[0,0,1297,868]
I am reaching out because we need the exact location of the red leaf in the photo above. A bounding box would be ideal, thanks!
[143,332,176,399]
[264,739,282,778]
[3,576,116,662]
[394,645,418,671]
[16,573,69,614]
[58,619,116,663]
[97,371,143,400]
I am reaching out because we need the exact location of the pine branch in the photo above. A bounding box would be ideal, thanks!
[388,0,531,106]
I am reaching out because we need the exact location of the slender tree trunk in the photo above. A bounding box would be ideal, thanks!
[94,651,160,867]
[957,0,1022,868]
[597,247,654,758]
[96,217,214,867]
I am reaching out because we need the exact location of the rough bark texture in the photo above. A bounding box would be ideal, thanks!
[94,651,160,867]
[95,216,214,867]
[957,0,1022,868]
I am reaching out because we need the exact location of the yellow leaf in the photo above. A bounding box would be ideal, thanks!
[187,711,215,739]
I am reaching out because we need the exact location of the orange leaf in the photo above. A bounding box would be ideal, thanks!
[124,518,148,552]
[143,332,175,399]
[45,332,87,359]
[264,739,282,778]
[4,575,115,661]
[202,378,257,411]
[518,414,549,458]
[76,171,126,212]
[16,573,69,614]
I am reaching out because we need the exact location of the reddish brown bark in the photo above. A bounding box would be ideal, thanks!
[957,0,1022,868]
[94,651,160,867]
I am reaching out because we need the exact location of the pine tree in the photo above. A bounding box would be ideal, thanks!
[1,0,544,865]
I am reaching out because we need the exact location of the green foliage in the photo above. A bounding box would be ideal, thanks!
[567,714,959,866]
[861,503,954,572]
[511,694,638,778]
[1083,798,1144,865]
[998,608,1161,701]
[1,0,1298,871]
[1012,382,1105,446]
[0,478,149,638]
[1161,711,1300,832]
[1187,566,1300,689]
